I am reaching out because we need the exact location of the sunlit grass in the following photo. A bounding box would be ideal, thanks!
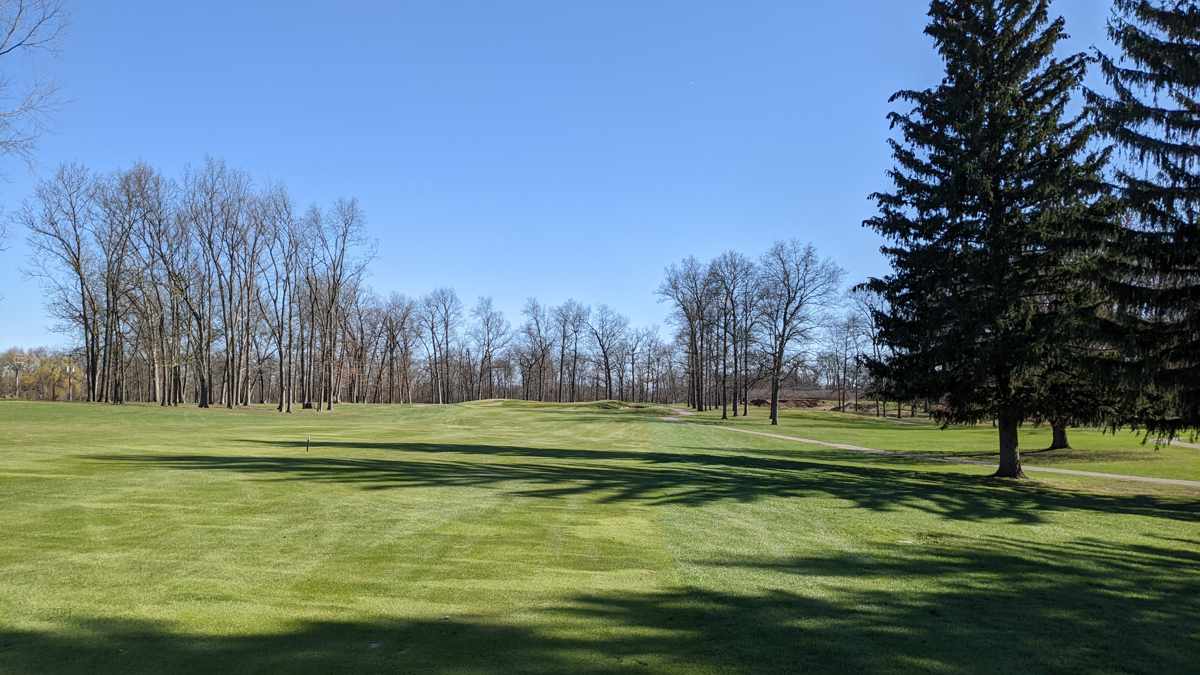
[688,405,1200,481]
[0,400,1196,673]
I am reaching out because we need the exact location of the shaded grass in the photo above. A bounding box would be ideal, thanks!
[0,400,1197,673]
[90,441,1196,522]
[4,532,1197,674]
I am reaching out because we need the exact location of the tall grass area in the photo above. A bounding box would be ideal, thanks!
[0,400,1196,673]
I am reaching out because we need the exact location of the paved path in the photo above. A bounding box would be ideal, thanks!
[668,411,1200,490]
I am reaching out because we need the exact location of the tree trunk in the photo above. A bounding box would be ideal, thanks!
[1049,422,1070,450]
[995,413,1024,478]
[720,312,728,420]
[769,373,781,426]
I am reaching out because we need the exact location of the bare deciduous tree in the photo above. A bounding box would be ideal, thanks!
[552,300,588,402]
[22,164,98,399]
[588,304,627,401]
[259,186,299,411]
[521,298,553,401]
[0,0,66,165]
[756,240,843,425]
[316,198,369,410]
[659,256,717,411]
[711,251,756,419]
[471,296,509,400]
[421,287,462,404]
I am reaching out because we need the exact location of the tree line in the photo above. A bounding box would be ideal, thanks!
[16,159,698,409]
[15,157,874,417]
[658,243,852,425]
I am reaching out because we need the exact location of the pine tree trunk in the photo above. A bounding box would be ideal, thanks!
[995,413,1024,478]
[1049,422,1070,450]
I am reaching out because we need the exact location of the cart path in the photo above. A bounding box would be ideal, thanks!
[667,411,1200,490]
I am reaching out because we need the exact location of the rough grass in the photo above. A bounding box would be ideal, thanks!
[0,400,1196,674]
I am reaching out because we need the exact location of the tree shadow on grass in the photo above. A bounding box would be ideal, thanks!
[687,534,1200,673]
[0,615,590,675]
[2,535,1195,674]
[89,441,1199,525]
[684,417,1176,463]
[696,443,1174,470]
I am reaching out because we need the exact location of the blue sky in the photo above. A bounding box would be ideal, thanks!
[0,0,1112,347]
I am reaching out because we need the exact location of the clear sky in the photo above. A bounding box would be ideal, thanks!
[0,0,1112,347]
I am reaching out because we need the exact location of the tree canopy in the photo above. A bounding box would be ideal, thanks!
[864,0,1114,477]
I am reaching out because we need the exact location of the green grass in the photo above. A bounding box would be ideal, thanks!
[693,405,1200,481]
[0,400,1197,674]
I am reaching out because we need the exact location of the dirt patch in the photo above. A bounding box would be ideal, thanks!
[661,408,697,422]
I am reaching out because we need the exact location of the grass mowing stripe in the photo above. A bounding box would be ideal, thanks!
[0,400,1196,673]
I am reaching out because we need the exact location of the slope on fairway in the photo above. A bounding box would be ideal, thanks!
[0,400,1196,674]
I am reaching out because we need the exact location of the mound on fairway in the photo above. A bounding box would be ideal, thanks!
[0,401,1196,674]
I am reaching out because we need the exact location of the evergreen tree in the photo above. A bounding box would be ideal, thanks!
[863,0,1112,477]
[1087,0,1200,436]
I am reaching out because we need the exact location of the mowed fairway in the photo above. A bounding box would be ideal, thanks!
[0,401,1197,674]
